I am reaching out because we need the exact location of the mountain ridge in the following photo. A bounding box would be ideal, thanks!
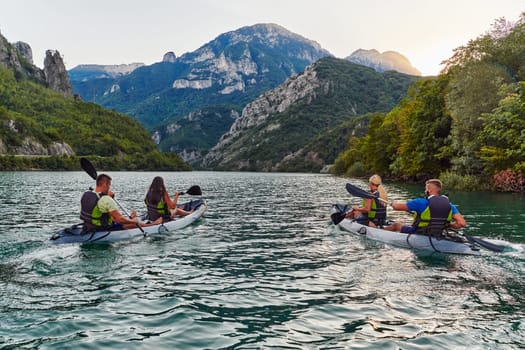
[202,57,420,171]
[345,49,421,76]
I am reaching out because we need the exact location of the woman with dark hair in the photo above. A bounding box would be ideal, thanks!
[144,176,191,223]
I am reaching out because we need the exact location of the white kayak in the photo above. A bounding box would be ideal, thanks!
[330,203,506,255]
[337,218,481,255]
[50,199,207,244]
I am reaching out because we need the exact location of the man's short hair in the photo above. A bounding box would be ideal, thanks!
[425,178,442,191]
[96,173,112,186]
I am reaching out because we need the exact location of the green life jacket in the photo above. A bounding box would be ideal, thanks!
[361,190,387,221]
[145,191,170,221]
[80,191,113,231]
[412,195,453,235]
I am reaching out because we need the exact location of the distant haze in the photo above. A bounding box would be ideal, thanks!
[0,0,522,75]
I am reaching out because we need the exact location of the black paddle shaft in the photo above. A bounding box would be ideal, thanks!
[80,157,98,180]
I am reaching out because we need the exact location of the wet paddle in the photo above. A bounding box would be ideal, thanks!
[179,185,202,196]
[80,157,98,181]
[330,204,350,225]
[466,236,506,252]
[345,183,388,204]
[79,157,145,234]
[345,182,506,253]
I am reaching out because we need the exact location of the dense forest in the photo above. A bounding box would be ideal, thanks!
[0,67,189,171]
[332,14,525,192]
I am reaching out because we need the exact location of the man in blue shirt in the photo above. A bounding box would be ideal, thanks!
[384,179,466,233]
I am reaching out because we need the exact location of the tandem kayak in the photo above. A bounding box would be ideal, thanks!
[50,199,207,244]
[330,204,505,255]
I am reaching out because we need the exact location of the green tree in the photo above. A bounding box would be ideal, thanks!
[394,76,452,178]
[480,82,525,172]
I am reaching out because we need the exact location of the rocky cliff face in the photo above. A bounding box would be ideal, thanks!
[11,138,75,156]
[44,50,73,97]
[202,64,325,167]
[346,49,421,76]
[0,32,74,97]
[13,41,33,64]
[0,119,75,156]
[0,35,45,83]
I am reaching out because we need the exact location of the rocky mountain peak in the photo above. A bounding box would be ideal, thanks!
[44,50,73,97]
[0,32,73,96]
[346,49,421,76]
[13,41,33,64]
[170,23,332,95]
[163,51,176,63]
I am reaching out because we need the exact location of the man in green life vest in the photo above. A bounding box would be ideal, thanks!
[80,174,147,232]
[384,179,466,235]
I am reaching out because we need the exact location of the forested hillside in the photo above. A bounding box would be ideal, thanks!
[333,14,525,192]
[0,67,189,171]
[204,57,420,172]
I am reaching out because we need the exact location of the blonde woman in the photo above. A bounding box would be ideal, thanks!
[346,174,388,227]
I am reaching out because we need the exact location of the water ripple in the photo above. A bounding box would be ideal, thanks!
[0,172,524,349]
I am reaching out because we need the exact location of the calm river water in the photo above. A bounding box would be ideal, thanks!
[0,171,524,349]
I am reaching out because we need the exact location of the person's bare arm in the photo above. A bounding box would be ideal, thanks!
[109,210,138,225]
[390,201,409,211]
[450,213,467,229]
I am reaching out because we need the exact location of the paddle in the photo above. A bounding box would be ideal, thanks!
[179,185,202,196]
[79,157,145,234]
[466,236,506,253]
[345,182,506,253]
[330,204,350,225]
[345,183,388,204]
[80,157,98,181]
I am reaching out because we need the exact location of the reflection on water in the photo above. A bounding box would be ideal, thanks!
[0,171,523,349]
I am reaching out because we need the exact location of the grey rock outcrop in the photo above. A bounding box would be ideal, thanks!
[14,41,33,64]
[0,34,22,70]
[0,34,45,82]
[163,51,176,62]
[11,137,74,156]
[44,50,73,97]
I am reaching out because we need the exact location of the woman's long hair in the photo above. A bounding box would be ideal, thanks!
[369,174,388,202]
[147,176,167,204]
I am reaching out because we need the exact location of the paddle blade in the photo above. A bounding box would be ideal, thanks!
[80,157,97,180]
[346,183,374,199]
[330,204,349,225]
[331,212,346,225]
[466,236,506,253]
[181,185,202,196]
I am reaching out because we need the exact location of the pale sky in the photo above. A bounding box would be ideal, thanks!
[0,0,523,76]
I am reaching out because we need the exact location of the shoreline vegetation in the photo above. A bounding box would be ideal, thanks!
[0,154,191,172]
[2,156,522,194]
[331,14,525,193]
